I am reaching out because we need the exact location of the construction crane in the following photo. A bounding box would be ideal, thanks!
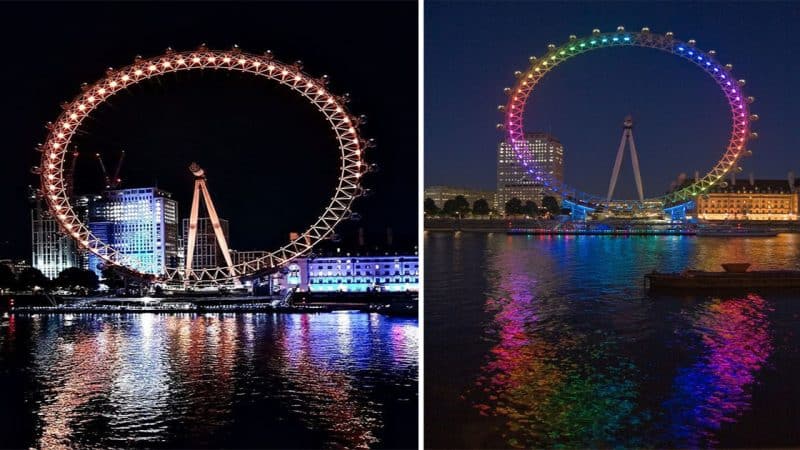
[95,150,125,190]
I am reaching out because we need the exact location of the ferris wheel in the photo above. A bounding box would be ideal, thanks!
[498,26,758,208]
[36,46,372,285]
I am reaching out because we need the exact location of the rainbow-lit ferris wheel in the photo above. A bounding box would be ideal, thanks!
[497,26,758,209]
[35,46,372,286]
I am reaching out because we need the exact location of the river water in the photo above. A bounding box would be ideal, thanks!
[0,312,417,449]
[425,231,800,448]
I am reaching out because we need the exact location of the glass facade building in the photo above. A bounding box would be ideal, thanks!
[87,188,179,276]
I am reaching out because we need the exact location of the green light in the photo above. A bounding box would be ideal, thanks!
[569,46,575,51]
[560,51,566,55]
[580,43,586,47]
[601,38,608,42]
[590,40,597,45]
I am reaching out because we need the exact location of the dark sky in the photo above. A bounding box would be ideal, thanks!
[0,1,417,259]
[426,1,800,198]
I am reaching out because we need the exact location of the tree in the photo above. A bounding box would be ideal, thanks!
[523,200,539,217]
[472,198,490,216]
[56,267,99,292]
[542,196,560,215]
[101,267,126,291]
[16,267,49,292]
[504,197,523,216]
[424,198,440,216]
[443,195,470,217]
[0,264,15,293]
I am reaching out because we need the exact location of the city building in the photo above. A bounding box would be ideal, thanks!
[87,187,179,276]
[695,177,799,221]
[496,132,564,211]
[31,196,79,279]
[424,186,495,209]
[29,190,95,279]
[182,217,230,271]
[276,254,419,293]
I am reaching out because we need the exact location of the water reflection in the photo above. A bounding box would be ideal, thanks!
[2,312,417,449]
[474,243,643,448]
[447,233,786,448]
[662,295,773,447]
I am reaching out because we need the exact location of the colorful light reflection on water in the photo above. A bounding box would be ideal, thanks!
[425,232,800,448]
[0,312,417,449]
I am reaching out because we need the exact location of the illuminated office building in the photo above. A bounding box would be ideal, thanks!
[496,132,564,211]
[87,187,179,276]
[31,199,77,279]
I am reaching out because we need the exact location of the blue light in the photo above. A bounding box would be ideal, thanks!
[677,47,684,51]
[601,38,608,43]
[612,37,619,42]
[623,36,630,41]
[688,51,694,56]
[697,56,703,60]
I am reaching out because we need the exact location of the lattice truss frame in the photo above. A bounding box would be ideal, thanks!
[37,47,368,284]
[498,27,757,207]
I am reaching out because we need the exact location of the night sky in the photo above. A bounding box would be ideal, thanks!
[0,1,417,259]
[426,2,800,199]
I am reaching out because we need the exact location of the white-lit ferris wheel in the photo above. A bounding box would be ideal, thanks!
[35,46,374,286]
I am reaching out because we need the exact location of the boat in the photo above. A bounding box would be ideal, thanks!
[645,263,800,291]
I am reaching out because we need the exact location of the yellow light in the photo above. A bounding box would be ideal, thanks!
[62,123,70,129]
[223,57,231,63]
[177,59,185,65]
[121,75,129,81]
[282,70,288,75]
[64,223,72,229]
[254,61,261,67]
[53,142,61,148]
[48,163,55,169]
[109,81,117,87]
[88,96,96,102]
[267,64,275,70]
[317,89,325,95]
[77,104,86,111]
[162,61,171,67]
[238,58,246,65]
[336,107,342,112]
[98,88,106,94]
[50,195,58,200]
[50,152,57,159]
[192,57,201,63]
[48,185,56,190]
[294,75,301,81]
[57,132,64,138]
[47,174,55,180]
[135,69,143,76]
[306,82,313,88]
[208,56,216,62]
[344,117,351,123]
[148,65,157,71]
[69,113,77,120]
